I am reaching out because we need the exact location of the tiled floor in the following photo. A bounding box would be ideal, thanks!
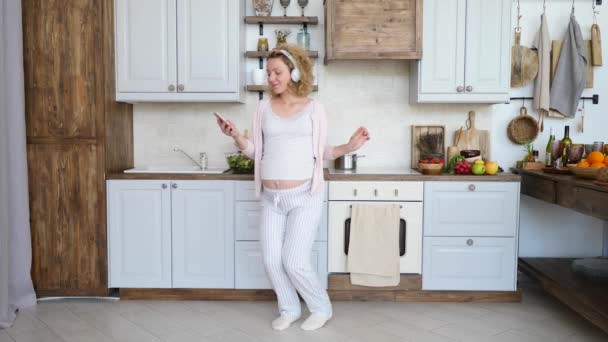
[2,282,607,342]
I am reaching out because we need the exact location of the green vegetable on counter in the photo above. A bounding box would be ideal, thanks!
[226,153,254,173]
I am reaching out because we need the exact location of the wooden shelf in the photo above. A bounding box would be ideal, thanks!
[245,51,319,58]
[244,16,318,25]
[247,85,318,92]
[519,257,608,334]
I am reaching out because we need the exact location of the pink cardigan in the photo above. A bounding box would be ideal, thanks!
[241,99,335,198]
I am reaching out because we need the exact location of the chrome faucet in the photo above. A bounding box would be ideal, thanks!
[172,147,207,170]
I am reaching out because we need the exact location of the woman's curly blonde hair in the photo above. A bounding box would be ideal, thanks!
[267,44,314,97]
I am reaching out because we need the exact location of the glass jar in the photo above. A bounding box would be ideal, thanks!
[296,28,310,50]
[257,37,269,52]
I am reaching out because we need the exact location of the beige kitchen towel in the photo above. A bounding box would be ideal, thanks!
[533,13,551,120]
[347,204,401,287]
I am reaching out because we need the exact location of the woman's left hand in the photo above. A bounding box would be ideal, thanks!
[346,127,370,153]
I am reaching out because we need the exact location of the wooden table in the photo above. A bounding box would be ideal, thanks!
[513,168,608,334]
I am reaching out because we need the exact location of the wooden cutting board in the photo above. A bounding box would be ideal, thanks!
[454,111,491,161]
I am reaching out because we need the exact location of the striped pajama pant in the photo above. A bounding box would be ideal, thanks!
[260,181,332,319]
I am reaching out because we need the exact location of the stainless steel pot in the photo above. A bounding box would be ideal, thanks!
[334,153,365,170]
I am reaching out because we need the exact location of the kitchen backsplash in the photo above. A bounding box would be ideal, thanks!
[134,60,493,168]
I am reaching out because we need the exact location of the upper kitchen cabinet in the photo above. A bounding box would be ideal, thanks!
[114,0,244,102]
[410,0,512,103]
[324,0,422,64]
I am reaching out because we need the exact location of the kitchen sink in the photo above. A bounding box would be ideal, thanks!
[124,166,230,174]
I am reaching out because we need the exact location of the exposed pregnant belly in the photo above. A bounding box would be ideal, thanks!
[262,179,310,190]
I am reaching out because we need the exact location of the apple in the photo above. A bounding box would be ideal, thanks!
[472,163,486,175]
[485,161,499,175]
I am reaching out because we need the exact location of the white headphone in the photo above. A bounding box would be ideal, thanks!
[278,49,301,82]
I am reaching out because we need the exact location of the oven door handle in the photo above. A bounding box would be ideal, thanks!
[344,218,406,256]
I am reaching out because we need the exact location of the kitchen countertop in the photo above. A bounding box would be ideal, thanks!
[107,168,521,181]
[513,168,608,193]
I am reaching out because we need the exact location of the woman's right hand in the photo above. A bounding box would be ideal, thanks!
[217,117,241,139]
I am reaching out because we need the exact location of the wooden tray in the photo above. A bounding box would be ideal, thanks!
[411,125,445,169]
[542,167,571,175]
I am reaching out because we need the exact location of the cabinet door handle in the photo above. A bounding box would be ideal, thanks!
[161,183,168,189]
[467,239,474,246]
[178,84,185,92]
[374,189,378,197]
[468,184,476,191]
[466,85,473,92]
[172,183,178,189]
[456,86,464,93]
[168,84,176,92]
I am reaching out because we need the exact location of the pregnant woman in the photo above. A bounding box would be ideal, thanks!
[217,44,369,331]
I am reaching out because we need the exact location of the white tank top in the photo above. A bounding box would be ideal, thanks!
[261,102,314,180]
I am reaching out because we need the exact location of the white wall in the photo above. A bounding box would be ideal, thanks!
[133,0,607,257]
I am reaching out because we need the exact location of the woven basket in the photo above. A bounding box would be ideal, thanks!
[507,107,539,144]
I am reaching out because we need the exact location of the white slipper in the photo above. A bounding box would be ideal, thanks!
[300,313,332,331]
[272,315,300,331]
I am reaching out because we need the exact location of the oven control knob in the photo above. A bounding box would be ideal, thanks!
[467,239,474,246]
[468,184,476,191]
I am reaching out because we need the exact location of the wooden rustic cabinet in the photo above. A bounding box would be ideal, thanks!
[114,0,244,102]
[324,0,422,63]
[410,0,512,103]
[23,0,133,296]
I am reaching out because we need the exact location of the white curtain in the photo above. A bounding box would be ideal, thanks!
[0,0,37,328]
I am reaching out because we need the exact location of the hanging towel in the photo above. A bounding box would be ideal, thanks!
[550,14,587,117]
[533,13,551,126]
[347,204,401,287]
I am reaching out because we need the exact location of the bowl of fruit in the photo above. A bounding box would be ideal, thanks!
[568,151,607,179]
[225,152,254,174]
[418,156,444,175]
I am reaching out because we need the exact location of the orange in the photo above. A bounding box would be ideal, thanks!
[604,155,608,166]
[590,162,606,169]
[587,151,605,164]
[577,160,590,167]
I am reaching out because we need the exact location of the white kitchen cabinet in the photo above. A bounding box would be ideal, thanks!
[424,182,520,237]
[410,0,511,103]
[107,179,235,288]
[172,181,234,288]
[235,241,328,289]
[114,0,244,102]
[107,180,172,288]
[422,181,520,291]
[423,237,517,291]
[115,0,176,93]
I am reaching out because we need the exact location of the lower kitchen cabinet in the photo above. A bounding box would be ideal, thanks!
[422,181,520,291]
[235,241,328,289]
[107,180,234,288]
[172,181,234,288]
[422,236,516,291]
[107,180,172,288]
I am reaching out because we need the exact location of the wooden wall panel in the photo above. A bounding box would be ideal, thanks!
[23,0,103,139]
[27,143,105,290]
[23,0,133,295]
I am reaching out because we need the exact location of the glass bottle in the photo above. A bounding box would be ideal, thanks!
[560,126,572,166]
[545,127,555,166]
[297,27,310,50]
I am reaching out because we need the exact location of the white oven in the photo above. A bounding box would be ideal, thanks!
[327,181,423,274]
